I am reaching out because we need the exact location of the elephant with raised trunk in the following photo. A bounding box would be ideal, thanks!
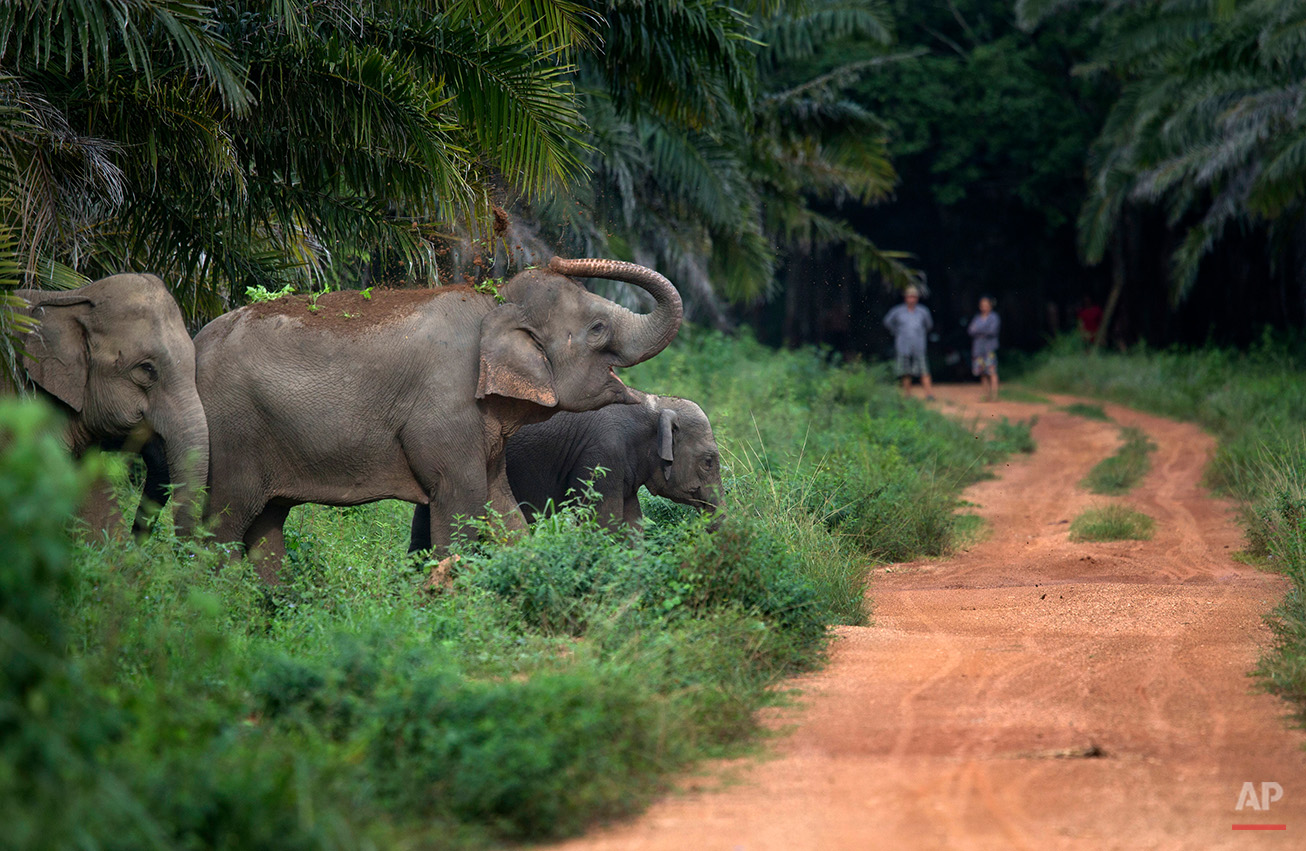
[409,393,721,547]
[14,274,210,534]
[195,257,682,581]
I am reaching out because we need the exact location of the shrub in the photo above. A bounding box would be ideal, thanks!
[1069,504,1155,542]
[8,329,1028,846]
[1082,426,1155,495]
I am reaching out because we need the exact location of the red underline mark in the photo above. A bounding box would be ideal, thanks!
[1232,824,1287,831]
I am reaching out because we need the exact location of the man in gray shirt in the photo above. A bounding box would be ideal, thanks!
[883,286,934,399]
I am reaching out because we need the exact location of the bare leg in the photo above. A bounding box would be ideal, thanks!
[989,369,999,401]
[899,375,912,395]
[921,372,934,399]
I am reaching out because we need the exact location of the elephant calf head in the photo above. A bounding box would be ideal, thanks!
[647,396,723,514]
[18,274,209,534]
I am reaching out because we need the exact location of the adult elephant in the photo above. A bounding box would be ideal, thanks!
[409,393,721,546]
[194,257,682,581]
[14,274,210,535]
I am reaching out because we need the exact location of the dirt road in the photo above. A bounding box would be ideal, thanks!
[555,385,1306,849]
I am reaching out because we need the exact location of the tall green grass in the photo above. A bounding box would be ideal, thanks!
[3,330,1030,847]
[1023,331,1306,723]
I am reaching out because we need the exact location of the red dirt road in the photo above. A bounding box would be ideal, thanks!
[555,385,1306,849]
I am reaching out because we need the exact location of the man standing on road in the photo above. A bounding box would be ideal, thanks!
[883,285,934,399]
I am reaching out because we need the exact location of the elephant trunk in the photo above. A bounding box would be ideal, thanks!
[155,392,210,535]
[548,257,683,367]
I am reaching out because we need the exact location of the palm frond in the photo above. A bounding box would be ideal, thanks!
[1,0,250,111]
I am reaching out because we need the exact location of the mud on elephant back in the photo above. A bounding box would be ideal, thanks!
[11,274,210,537]
[195,257,683,583]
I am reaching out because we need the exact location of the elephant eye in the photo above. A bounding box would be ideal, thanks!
[134,362,159,384]
[587,320,610,346]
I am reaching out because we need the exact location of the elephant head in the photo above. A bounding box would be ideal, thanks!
[18,274,209,533]
[478,257,684,412]
[648,397,722,512]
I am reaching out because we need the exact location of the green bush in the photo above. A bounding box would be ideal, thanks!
[1068,504,1155,542]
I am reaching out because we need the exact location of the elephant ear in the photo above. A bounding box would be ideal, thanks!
[21,294,94,412]
[477,303,557,407]
[657,408,678,463]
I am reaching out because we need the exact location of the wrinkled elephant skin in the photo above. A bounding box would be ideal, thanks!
[410,393,721,547]
[15,274,210,535]
[195,258,682,581]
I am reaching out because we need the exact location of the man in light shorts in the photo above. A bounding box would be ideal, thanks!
[883,286,934,399]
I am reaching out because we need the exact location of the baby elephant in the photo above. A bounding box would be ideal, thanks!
[410,395,721,548]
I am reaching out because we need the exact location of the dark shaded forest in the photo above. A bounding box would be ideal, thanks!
[765,0,1306,358]
[3,1,1305,365]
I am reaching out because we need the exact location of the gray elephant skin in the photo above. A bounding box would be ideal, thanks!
[15,273,210,534]
[194,257,682,581]
[410,393,721,548]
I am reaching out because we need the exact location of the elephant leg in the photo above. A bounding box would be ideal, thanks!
[80,474,129,541]
[621,496,645,532]
[205,465,267,547]
[487,452,527,533]
[424,471,490,556]
[409,504,432,554]
[244,502,292,584]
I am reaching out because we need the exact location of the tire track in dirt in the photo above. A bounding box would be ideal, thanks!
[553,386,1306,849]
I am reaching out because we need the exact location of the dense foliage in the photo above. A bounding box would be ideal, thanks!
[2,334,1029,847]
[0,0,917,340]
[1020,0,1306,302]
[0,0,593,317]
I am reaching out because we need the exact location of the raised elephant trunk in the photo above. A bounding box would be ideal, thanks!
[548,257,683,367]
[156,392,210,535]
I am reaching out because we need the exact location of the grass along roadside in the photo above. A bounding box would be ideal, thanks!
[1021,332,1306,725]
[3,330,1030,849]
[1069,504,1156,542]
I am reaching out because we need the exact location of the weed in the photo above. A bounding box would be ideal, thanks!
[999,386,1051,404]
[244,283,295,303]
[983,416,1037,454]
[1069,504,1155,541]
[1082,426,1155,495]
[1060,402,1111,421]
[473,277,507,303]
